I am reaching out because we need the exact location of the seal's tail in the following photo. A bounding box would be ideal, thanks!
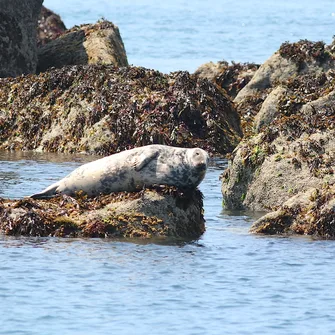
[30,183,59,199]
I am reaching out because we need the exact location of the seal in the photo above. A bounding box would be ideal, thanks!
[30,144,209,199]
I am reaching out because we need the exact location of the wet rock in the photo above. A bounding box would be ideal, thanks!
[37,20,128,73]
[221,40,335,238]
[37,5,67,46]
[250,186,335,239]
[222,130,334,211]
[195,61,259,99]
[222,85,335,210]
[0,65,242,155]
[0,0,43,77]
[0,187,205,239]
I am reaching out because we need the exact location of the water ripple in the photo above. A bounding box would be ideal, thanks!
[1,153,335,334]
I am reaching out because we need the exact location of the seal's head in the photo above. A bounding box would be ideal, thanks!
[187,148,209,186]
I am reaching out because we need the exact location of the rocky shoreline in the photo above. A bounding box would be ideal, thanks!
[0,3,334,239]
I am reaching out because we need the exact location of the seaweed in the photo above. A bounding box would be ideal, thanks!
[0,65,242,155]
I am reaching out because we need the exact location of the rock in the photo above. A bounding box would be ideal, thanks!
[0,187,205,239]
[250,186,335,239]
[0,65,242,155]
[195,61,259,99]
[234,40,335,135]
[222,101,335,211]
[253,86,287,133]
[0,0,43,77]
[235,40,335,104]
[222,41,335,237]
[37,20,128,72]
[234,52,298,103]
[194,61,227,82]
[37,5,67,46]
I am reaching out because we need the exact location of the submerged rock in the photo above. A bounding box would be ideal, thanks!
[221,39,335,238]
[0,0,43,77]
[0,187,205,239]
[37,20,128,72]
[0,65,242,155]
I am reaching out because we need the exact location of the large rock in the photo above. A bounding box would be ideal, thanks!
[235,40,335,104]
[253,86,287,132]
[0,65,242,155]
[37,20,128,72]
[222,129,334,211]
[0,187,205,239]
[0,0,43,77]
[234,40,335,135]
[221,40,335,238]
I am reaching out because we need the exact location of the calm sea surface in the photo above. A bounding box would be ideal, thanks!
[1,152,335,334]
[44,0,335,73]
[1,1,335,334]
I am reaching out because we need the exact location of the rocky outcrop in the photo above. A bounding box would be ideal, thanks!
[0,0,43,77]
[37,5,67,46]
[0,187,205,239]
[37,20,128,73]
[234,40,335,136]
[0,65,242,155]
[222,129,334,211]
[221,40,335,238]
[195,61,259,99]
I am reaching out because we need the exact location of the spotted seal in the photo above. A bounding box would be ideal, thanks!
[30,144,209,199]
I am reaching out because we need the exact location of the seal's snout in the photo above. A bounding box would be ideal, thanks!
[196,162,207,171]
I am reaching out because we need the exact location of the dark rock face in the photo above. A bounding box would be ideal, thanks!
[0,0,43,77]
[0,65,242,155]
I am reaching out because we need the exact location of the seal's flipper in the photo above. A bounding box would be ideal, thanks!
[30,183,60,199]
[133,150,159,171]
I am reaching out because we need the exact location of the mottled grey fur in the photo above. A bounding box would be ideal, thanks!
[30,145,209,198]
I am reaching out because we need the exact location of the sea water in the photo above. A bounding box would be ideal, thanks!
[1,153,335,335]
[43,0,335,73]
[2,1,335,333]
